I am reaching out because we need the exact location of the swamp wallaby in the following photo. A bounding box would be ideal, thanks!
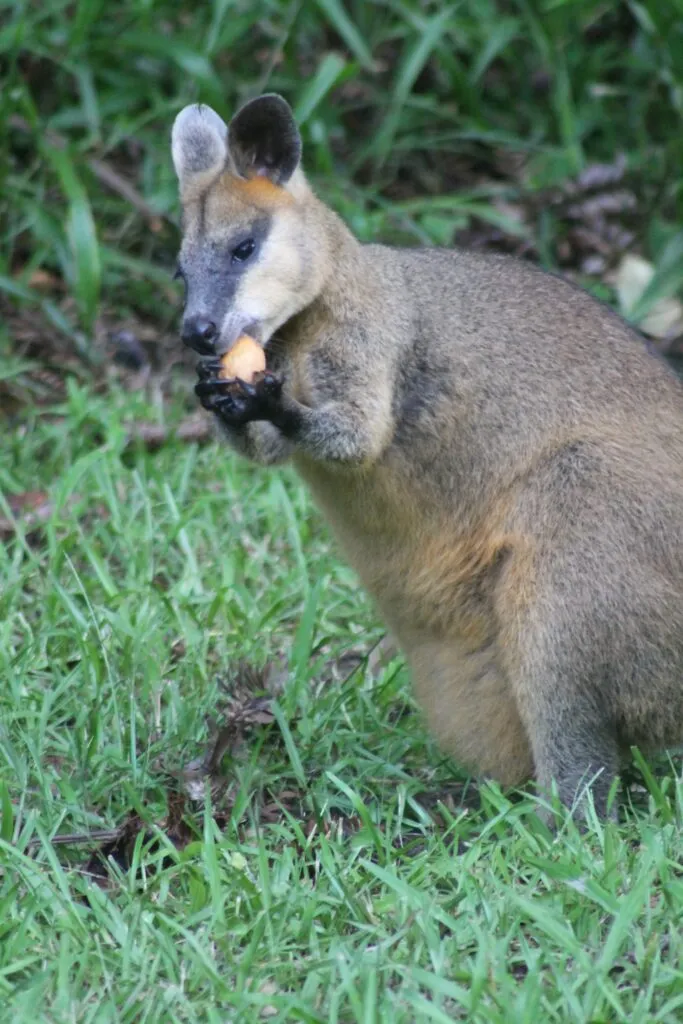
[171,94,683,820]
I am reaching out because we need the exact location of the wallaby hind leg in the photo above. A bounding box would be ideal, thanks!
[512,672,620,821]
[404,635,534,787]
[496,540,623,820]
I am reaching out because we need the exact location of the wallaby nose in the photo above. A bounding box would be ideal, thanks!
[182,316,218,354]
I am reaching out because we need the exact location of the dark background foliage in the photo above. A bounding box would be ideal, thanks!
[3,0,683,388]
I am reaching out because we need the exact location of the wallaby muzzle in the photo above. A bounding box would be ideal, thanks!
[180,261,254,355]
[181,315,218,355]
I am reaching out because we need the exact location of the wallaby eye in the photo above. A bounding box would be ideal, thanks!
[231,238,256,264]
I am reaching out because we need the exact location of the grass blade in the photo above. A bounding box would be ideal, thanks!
[313,0,374,70]
[373,7,455,166]
[0,783,13,844]
[628,231,683,325]
[630,746,675,823]
[294,52,349,125]
[43,148,101,336]
[271,702,306,787]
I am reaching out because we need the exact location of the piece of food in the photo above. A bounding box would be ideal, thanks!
[219,334,266,382]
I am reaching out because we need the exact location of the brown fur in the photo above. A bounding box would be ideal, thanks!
[172,95,683,820]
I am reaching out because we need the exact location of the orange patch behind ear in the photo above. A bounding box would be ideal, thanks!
[232,175,294,209]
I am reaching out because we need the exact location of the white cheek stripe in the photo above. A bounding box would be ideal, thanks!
[215,224,310,345]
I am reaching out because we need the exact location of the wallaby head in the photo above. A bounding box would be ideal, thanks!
[171,94,327,356]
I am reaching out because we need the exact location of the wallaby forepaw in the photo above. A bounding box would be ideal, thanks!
[194,359,283,425]
[258,370,284,402]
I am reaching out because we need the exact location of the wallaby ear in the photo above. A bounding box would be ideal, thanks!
[227,94,301,186]
[171,104,228,189]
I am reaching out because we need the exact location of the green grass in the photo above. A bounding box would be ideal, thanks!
[5,0,683,1019]
[3,384,683,1021]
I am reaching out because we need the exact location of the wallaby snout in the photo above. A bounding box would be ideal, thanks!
[181,314,218,354]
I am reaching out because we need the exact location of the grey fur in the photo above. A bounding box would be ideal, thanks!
[171,104,227,187]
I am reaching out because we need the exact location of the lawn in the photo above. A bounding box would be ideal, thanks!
[4,0,683,1020]
[4,381,683,1023]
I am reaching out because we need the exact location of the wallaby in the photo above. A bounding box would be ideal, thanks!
[171,93,683,820]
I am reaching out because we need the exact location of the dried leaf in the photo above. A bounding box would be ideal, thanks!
[566,191,636,220]
[574,154,627,193]
[7,490,50,515]
[26,268,64,292]
[319,634,399,686]
[81,812,144,886]
[74,791,195,887]
[170,638,187,662]
[614,254,655,314]
[0,491,55,539]
[640,298,683,341]
[124,414,214,451]
[177,661,282,802]
[164,790,195,848]
[614,255,683,340]
[0,492,108,542]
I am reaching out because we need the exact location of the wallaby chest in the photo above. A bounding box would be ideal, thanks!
[293,454,510,644]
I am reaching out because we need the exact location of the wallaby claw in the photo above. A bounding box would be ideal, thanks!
[195,357,224,381]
